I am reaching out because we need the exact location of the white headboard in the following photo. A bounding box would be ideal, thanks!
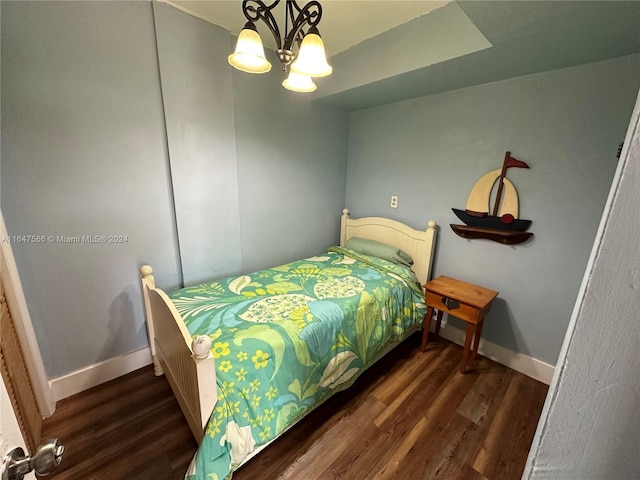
[339,209,437,288]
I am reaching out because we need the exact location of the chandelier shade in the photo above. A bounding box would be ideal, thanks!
[228,1,332,92]
[290,28,332,77]
[228,22,272,74]
[282,71,317,92]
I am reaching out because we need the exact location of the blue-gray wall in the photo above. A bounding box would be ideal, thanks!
[152,2,349,277]
[1,1,180,378]
[153,3,242,285]
[233,55,349,273]
[346,54,640,365]
[1,1,348,379]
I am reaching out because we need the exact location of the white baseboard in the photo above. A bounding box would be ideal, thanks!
[49,347,152,402]
[437,324,555,385]
[48,325,553,402]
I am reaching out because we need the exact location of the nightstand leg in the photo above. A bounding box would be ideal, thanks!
[461,323,475,373]
[472,318,484,361]
[421,306,434,352]
[434,310,443,339]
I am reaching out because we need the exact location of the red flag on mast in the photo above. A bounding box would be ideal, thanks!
[505,154,529,169]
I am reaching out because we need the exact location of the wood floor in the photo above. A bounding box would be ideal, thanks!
[42,334,548,480]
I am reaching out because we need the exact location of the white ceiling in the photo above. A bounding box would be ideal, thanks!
[165,0,450,56]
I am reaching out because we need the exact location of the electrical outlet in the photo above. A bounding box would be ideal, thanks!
[390,195,398,208]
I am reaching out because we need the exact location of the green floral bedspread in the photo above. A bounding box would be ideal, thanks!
[170,247,425,480]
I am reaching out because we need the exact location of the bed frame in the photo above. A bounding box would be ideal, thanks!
[140,209,437,441]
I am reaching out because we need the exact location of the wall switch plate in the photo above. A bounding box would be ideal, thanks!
[390,196,398,208]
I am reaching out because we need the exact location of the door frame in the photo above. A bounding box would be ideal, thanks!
[0,212,55,418]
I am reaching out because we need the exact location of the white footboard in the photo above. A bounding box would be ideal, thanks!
[140,265,217,441]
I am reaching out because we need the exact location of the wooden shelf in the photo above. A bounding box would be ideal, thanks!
[450,224,533,245]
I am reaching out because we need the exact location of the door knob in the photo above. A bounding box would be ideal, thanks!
[2,438,63,480]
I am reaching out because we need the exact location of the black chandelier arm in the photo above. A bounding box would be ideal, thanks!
[242,0,283,48]
[282,1,322,51]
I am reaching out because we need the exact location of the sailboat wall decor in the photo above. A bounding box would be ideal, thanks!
[451,151,534,245]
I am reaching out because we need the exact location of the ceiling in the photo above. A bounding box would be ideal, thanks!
[163,1,640,111]
[166,0,451,57]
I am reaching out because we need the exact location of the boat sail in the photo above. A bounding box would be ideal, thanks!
[451,151,533,245]
[465,168,519,219]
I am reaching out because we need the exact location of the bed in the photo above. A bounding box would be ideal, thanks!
[139,209,437,479]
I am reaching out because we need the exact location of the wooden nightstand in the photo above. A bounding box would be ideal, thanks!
[421,275,498,373]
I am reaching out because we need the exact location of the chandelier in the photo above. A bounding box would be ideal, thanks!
[228,0,333,93]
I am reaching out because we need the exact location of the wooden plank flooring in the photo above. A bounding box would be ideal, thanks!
[42,334,548,480]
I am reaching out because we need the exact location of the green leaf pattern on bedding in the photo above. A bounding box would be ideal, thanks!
[173,248,425,480]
